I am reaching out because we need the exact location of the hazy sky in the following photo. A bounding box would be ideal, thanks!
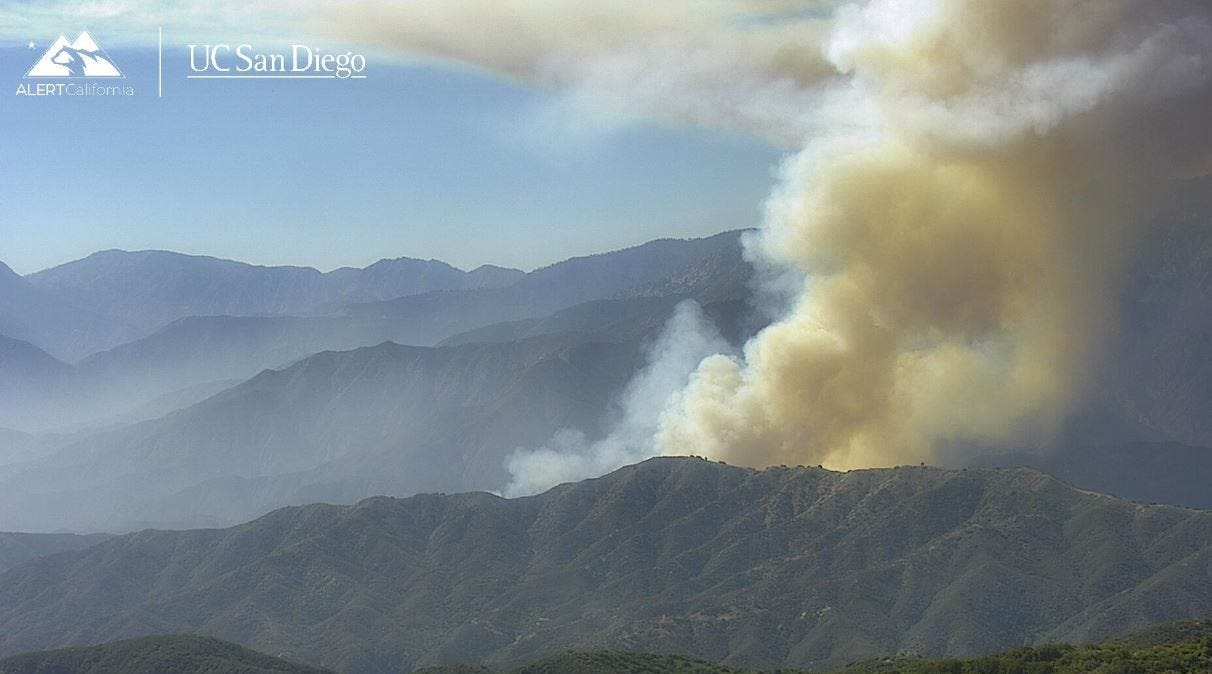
[0,21,781,275]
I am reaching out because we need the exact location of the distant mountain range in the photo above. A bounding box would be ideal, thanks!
[0,334,71,397]
[971,440,1212,510]
[0,314,745,530]
[26,250,525,350]
[2,223,1212,536]
[0,532,112,574]
[0,459,1209,673]
[0,336,640,531]
[0,232,749,434]
[338,231,749,344]
[0,235,758,531]
[16,232,742,364]
[0,261,128,363]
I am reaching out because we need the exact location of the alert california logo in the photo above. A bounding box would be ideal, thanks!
[16,29,136,97]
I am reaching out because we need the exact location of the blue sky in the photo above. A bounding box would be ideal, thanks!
[0,22,783,275]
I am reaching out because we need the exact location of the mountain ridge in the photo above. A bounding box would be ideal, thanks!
[0,634,333,673]
[0,458,1209,672]
[24,249,526,349]
[20,233,743,362]
[0,232,749,434]
[0,335,642,531]
[0,532,112,574]
[0,260,129,362]
[4,621,1211,673]
[30,249,522,282]
[340,232,746,338]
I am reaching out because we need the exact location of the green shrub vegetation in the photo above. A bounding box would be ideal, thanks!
[0,635,331,674]
[2,460,1211,672]
[1,621,1208,673]
[419,620,1212,674]
[834,620,1212,673]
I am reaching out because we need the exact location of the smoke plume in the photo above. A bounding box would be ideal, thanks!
[334,0,1212,471]
[503,301,730,496]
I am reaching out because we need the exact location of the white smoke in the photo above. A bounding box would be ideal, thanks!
[502,301,730,495]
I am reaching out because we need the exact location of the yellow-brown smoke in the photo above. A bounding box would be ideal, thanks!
[659,0,1212,469]
[330,0,1212,471]
[660,141,1134,468]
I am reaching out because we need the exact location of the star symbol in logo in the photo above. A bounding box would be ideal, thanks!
[27,40,35,49]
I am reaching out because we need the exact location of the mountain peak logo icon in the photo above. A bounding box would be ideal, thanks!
[26,30,123,78]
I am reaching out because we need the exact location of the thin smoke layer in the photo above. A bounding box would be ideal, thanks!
[331,0,1212,473]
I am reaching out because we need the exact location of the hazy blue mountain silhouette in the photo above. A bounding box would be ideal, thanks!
[2,234,748,434]
[0,260,128,362]
[0,335,642,531]
[25,251,525,355]
[341,232,746,342]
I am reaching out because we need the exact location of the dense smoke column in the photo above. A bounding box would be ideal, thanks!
[655,1,1212,469]
[335,0,1212,471]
